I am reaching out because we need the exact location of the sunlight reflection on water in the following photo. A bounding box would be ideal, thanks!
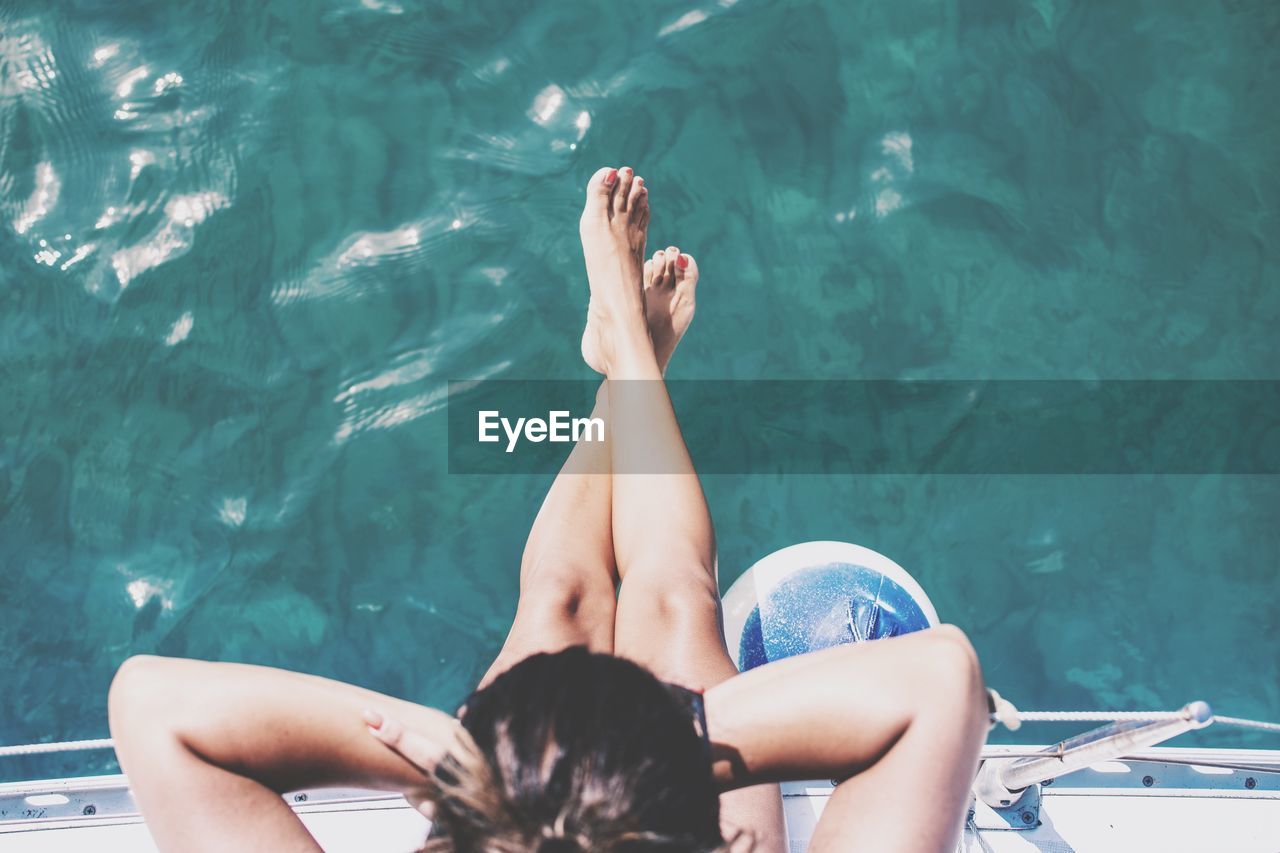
[0,0,1277,778]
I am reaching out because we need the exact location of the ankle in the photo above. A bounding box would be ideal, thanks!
[605,327,662,379]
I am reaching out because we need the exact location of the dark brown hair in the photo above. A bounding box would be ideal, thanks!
[423,647,725,853]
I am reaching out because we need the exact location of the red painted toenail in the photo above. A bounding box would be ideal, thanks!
[676,254,689,269]
[622,167,632,175]
[605,169,617,185]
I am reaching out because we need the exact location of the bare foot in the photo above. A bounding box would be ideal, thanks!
[643,245,699,375]
[580,165,651,375]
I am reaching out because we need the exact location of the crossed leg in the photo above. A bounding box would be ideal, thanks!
[474,166,650,685]
[480,165,680,687]
[486,165,785,850]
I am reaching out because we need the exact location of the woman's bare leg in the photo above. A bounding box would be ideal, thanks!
[480,166,685,687]
[610,249,729,682]
[577,168,786,851]
[478,381,618,686]
[108,656,459,852]
[478,168,636,684]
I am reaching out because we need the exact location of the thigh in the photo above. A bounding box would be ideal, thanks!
[615,571,786,852]
[479,558,617,687]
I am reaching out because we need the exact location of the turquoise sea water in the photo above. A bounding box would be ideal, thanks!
[1,0,1277,782]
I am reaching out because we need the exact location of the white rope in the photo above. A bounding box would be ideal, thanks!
[0,738,115,758]
[987,700,1280,733]
[1004,710,1187,724]
[964,812,998,853]
[1215,715,1280,734]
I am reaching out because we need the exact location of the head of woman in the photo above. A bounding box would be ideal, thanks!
[424,646,724,853]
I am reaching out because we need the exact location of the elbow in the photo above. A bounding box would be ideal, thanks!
[108,655,179,743]
[919,625,988,731]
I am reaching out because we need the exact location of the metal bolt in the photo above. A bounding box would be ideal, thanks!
[1244,777,1257,790]
[1142,775,1154,788]
[1021,811,1035,825]
[293,793,308,803]
[83,805,96,816]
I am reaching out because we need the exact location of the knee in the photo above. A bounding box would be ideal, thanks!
[516,562,615,629]
[624,571,721,633]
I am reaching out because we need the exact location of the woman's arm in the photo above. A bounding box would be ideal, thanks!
[108,655,461,852]
[704,626,989,853]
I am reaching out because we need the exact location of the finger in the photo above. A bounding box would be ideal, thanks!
[405,790,438,820]
[364,708,446,772]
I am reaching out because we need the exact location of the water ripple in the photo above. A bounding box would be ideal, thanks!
[2,0,1278,766]
[1,12,256,303]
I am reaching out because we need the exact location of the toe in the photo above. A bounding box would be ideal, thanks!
[584,166,617,217]
[613,167,635,213]
[664,246,680,284]
[628,175,647,213]
[651,251,668,288]
[634,184,651,232]
[676,253,697,287]
[643,257,655,288]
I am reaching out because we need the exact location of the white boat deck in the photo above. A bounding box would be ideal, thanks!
[2,748,1277,852]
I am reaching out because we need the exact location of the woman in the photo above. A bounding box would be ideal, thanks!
[108,166,989,852]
